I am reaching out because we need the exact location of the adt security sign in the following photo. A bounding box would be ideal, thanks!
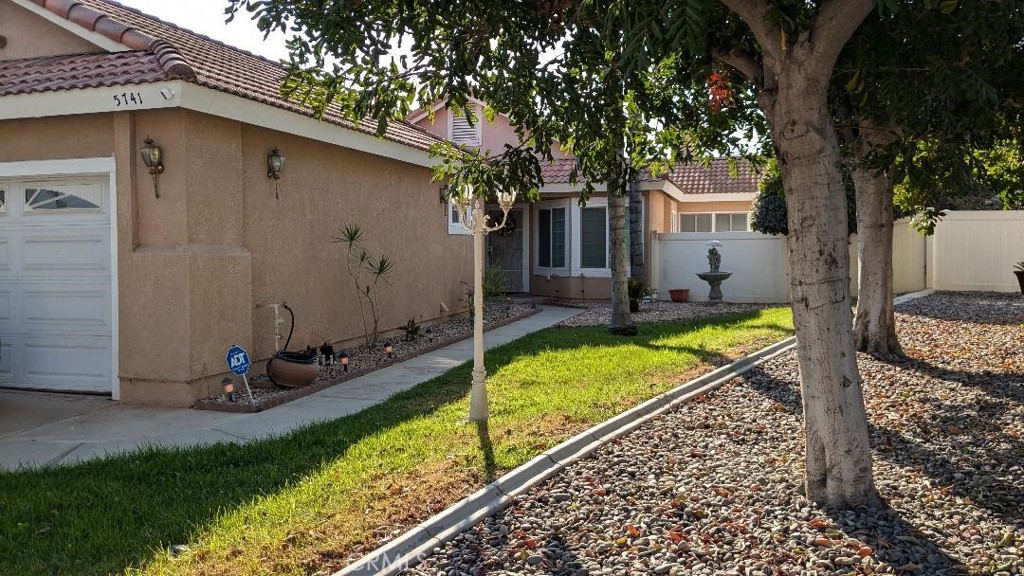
[226,345,255,403]
[226,345,251,375]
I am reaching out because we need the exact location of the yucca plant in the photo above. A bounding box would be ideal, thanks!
[333,225,394,346]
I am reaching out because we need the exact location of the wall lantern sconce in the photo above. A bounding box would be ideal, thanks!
[140,137,164,198]
[267,148,286,199]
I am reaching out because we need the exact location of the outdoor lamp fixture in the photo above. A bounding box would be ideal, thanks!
[453,182,518,423]
[140,137,164,198]
[384,341,394,358]
[267,148,286,198]
[339,349,349,373]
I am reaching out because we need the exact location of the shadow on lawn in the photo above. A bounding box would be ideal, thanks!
[739,362,1023,571]
[476,421,498,483]
[0,309,781,576]
[0,366,478,576]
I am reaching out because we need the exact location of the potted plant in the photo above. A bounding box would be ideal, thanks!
[668,288,690,302]
[1014,261,1024,295]
[627,277,656,313]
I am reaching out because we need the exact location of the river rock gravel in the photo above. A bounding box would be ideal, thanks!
[400,292,1023,576]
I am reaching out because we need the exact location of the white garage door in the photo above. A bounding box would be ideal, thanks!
[0,177,113,394]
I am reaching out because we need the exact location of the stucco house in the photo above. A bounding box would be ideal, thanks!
[408,99,762,301]
[0,0,474,405]
[0,0,760,407]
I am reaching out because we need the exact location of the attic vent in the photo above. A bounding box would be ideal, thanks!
[450,106,482,146]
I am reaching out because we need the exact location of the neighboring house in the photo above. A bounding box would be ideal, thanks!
[0,0,472,405]
[409,99,763,300]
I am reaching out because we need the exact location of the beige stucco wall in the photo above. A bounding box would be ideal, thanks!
[676,200,752,213]
[529,275,611,301]
[0,0,103,60]
[237,120,471,363]
[1,108,471,406]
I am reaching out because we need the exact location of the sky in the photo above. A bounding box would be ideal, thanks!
[116,0,291,61]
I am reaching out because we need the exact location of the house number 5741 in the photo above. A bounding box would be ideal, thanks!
[113,92,143,107]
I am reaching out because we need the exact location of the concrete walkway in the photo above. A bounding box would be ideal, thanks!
[0,306,582,471]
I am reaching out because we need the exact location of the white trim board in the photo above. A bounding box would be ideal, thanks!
[0,83,436,169]
[8,0,131,52]
[539,180,664,195]
[177,84,435,168]
[0,83,183,121]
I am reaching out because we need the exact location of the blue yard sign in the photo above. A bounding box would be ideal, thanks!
[226,345,251,376]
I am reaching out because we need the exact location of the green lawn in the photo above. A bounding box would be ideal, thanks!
[0,308,793,576]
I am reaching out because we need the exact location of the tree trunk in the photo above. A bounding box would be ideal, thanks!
[852,163,902,355]
[629,176,646,279]
[851,131,902,355]
[608,190,636,335]
[764,66,878,510]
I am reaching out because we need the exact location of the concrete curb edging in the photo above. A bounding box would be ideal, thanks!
[334,289,940,576]
[333,336,798,576]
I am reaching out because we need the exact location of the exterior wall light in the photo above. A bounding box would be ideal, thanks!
[140,137,164,198]
[267,148,286,199]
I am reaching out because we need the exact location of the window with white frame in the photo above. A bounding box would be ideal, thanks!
[447,200,473,235]
[450,105,483,146]
[538,207,567,268]
[679,212,749,232]
[580,206,607,268]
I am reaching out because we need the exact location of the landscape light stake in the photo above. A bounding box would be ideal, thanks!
[453,183,517,422]
[339,349,349,373]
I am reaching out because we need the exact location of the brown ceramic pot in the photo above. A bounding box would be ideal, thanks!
[267,352,319,388]
[669,289,690,303]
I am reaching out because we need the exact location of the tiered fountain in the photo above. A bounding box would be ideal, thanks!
[696,241,732,303]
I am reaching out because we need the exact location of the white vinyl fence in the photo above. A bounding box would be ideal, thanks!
[652,211,1024,303]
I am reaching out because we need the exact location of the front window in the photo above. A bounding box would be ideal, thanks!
[680,212,749,232]
[580,206,608,268]
[538,207,566,268]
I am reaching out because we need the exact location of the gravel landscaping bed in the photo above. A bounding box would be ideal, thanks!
[198,302,534,410]
[401,292,1023,576]
[557,301,769,327]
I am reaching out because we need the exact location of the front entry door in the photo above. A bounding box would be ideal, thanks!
[486,208,524,292]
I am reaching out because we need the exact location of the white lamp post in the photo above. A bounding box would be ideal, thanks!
[454,183,517,422]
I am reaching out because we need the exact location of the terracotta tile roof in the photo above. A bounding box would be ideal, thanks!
[659,158,761,195]
[539,158,577,184]
[0,51,180,96]
[540,157,760,195]
[17,0,442,152]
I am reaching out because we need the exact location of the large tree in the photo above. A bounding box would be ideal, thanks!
[229,0,887,509]
[833,1,1024,355]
